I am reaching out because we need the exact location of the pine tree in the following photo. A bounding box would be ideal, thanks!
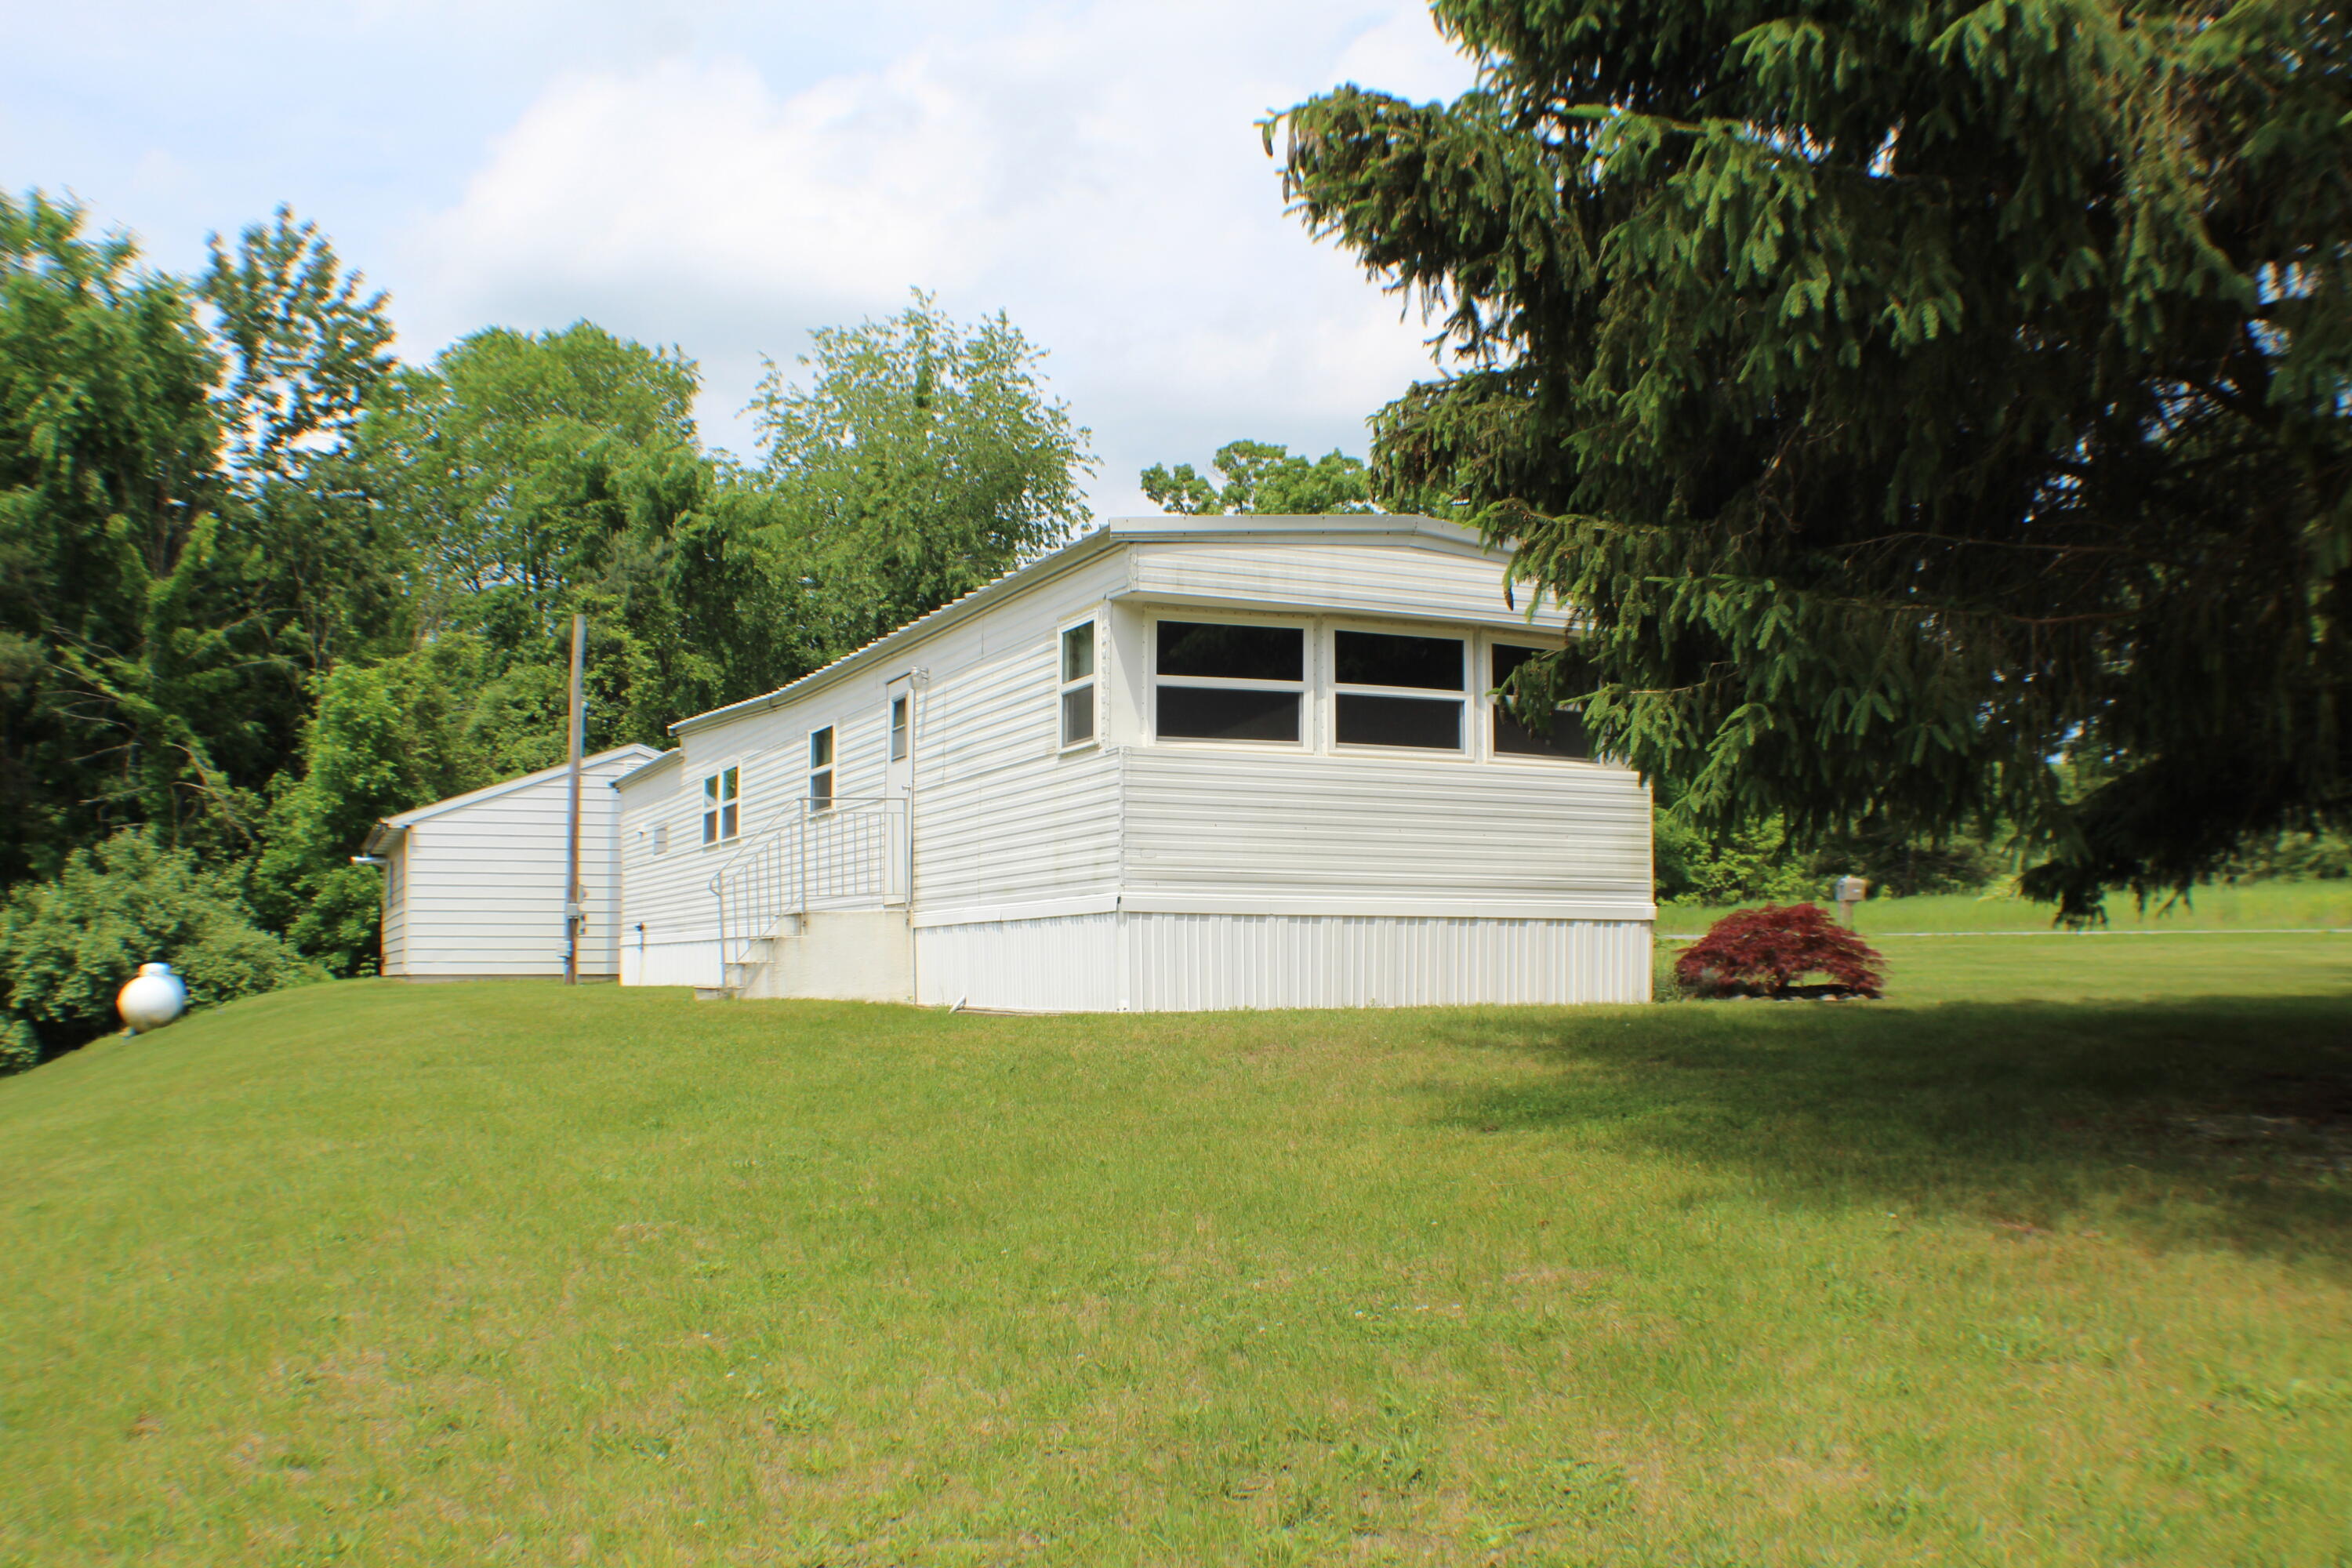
[1272,0,2350,915]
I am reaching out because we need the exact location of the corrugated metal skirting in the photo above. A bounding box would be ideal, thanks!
[914,912,1650,1011]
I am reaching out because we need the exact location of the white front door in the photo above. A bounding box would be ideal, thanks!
[884,675,914,903]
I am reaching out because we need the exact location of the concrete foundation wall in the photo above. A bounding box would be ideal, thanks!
[740,911,915,1003]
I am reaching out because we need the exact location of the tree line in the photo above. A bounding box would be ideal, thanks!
[1,194,1091,1060]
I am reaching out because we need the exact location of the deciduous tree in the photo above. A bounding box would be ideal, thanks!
[1141,439,1377,515]
[753,293,1093,658]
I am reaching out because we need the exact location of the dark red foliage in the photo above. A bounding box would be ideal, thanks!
[1674,904,1886,999]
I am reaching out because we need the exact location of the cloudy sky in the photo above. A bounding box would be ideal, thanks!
[5,0,1479,511]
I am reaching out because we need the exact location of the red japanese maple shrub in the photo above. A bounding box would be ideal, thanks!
[1674,904,1886,998]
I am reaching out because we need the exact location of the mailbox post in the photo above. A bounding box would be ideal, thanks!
[1832,873,1870,927]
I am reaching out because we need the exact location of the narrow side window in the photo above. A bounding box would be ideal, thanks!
[1059,622,1097,746]
[890,694,910,761]
[702,766,741,843]
[651,822,669,856]
[808,727,835,809]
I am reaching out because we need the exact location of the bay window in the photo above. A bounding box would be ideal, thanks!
[1334,629,1465,750]
[1492,643,1593,759]
[1154,620,1305,743]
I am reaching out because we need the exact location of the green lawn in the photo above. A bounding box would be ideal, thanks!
[3,938,2350,1566]
[1663,877,2352,936]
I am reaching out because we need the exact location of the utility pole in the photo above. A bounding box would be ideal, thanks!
[564,613,586,985]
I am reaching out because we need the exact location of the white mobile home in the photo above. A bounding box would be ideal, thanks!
[615,516,1653,1011]
[364,744,660,979]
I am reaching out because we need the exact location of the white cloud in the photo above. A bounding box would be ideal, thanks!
[408,0,1476,511]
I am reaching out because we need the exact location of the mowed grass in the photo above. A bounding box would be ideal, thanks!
[1664,877,2352,936]
[2,940,2350,1566]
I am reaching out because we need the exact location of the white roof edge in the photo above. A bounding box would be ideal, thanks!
[371,743,665,837]
[612,747,683,790]
[668,513,1493,737]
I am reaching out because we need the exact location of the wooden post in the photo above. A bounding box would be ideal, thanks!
[564,614,586,985]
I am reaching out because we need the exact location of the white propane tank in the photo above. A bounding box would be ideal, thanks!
[117,962,188,1033]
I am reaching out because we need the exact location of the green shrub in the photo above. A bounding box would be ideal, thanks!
[0,1015,36,1075]
[0,832,324,1068]
[1654,814,1818,906]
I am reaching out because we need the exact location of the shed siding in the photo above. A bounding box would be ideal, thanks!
[379,837,408,975]
[397,751,639,978]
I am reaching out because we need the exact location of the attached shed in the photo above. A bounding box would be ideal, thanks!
[616,514,1654,1010]
[364,744,661,979]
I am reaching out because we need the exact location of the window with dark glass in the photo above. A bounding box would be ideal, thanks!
[1060,622,1096,746]
[1154,620,1305,742]
[1492,643,1593,759]
[808,727,835,808]
[1333,628,1465,750]
[890,695,909,760]
[702,765,739,844]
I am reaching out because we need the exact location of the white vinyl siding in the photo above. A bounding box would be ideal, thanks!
[1128,538,1572,631]
[379,839,408,975]
[914,911,1650,1010]
[619,519,1653,1007]
[383,746,653,978]
[1116,746,1651,917]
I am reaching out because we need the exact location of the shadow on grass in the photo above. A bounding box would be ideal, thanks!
[1433,995,2352,1267]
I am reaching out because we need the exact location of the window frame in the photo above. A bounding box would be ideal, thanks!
[1058,616,1099,751]
[1327,622,1469,754]
[807,725,836,811]
[1148,612,1313,750]
[701,764,741,845]
[889,692,911,762]
[1484,636,1597,764]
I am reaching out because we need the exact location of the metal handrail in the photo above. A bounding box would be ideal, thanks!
[709,797,906,981]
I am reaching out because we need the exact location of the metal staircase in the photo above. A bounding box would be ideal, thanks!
[707,797,907,995]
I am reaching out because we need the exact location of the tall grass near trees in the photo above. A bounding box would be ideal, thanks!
[2,940,2348,1565]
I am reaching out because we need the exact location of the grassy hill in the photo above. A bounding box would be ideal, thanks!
[4,938,2350,1565]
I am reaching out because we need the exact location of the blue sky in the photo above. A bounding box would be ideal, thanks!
[5,0,1479,510]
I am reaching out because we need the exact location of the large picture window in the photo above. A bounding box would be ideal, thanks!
[1492,644,1593,759]
[1060,621,1096,746]
[702,765,739,844]
[1155,620,1305,742]
[1334,628,1465,750]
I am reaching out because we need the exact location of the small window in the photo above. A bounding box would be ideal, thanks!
[702,766,739,844]
[651,823,669,856]
[1334,628,1465,750]
[890,695,910,761]
[1155,619,1305,743]
[1059,622,1097,747]
[1492,644,1593,759]
[808,726,835,809]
